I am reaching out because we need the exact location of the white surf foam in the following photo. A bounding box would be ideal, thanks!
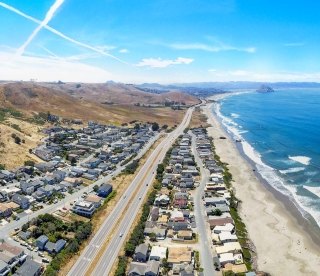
[303,186,320,199]
[279,167,306,174]
[288,155,311,166]
[213,100,320,229]
[231,113,240,118]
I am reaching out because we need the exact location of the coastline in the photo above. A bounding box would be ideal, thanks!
[203,95,320,276]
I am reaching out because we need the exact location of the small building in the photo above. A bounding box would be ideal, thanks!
[149,246,167,261]
[12,194,30,210]
[35,235,49,250]
[44,239,66,254]
[97,184,113,198]
[72,201,96,217]
[14,258,42,276]
[133,243,148,262]
[167,247,192,265]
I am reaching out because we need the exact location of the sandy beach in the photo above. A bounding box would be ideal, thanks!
[203,96,320,276]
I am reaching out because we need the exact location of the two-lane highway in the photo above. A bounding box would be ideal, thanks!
[68,107,194,276]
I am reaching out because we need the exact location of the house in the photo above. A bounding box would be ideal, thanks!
[0,260,10,276]
[128,260,160,276]
[177,230,193,240]
[167,247,192,265]
[0,242,26,266]
[18,231,32,241]
[12,194,30,209]
[143,227,166,240]
[149,208,159,222]
[97,184,113,198]
[44,239,66,254]
[154,195,170,207]
[215,242,242,255]
[35,235,48,250]
[133,243,148,262]
[14,258,42,276]
[72,200,96,217]
[149,246,167,261]
[204,197,227,206]
[0,203,12,218]
[219,232,238,243]
[0,191,7,202]
[34,162,56,173]
[219,253,235,266]
[213,223,234,234]
[84,195,103,208]
[208,217,234,229]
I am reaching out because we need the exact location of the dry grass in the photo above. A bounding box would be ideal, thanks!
[59,136,165,276]
[0,82,191,127]
[189,106,210,129]
[0,118,44,169]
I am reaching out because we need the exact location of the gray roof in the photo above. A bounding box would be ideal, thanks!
[135,243,148,256]
[14,258,41,276]
[0,260,8,271]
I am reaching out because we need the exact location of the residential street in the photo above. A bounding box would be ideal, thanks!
[191,132,217,276]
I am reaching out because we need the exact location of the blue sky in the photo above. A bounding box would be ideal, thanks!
[1,0,320,83]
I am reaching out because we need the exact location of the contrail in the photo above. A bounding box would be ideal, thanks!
[0,2,128,64]
[16,0,64,56]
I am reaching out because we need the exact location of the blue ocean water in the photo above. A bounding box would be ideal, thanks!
[214,89,320,227]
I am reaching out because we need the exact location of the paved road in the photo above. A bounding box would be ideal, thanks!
[68,107,194,276]
[191,132,216,276]
[0,133,159,241]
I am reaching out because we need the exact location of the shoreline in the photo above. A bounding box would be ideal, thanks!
[203,96,320,276]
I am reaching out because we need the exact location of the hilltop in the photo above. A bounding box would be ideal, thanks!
[39,82,199,106]
[0,82,198,126]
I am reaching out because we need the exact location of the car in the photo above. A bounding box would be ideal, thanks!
[119,233,123,237]
[146,184,149,186]
[123,195,126,199]
[38,252,44,257]
[42,258,50,263]
[14,227,19,232]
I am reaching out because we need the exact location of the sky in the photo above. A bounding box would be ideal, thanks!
[1,0,320,83]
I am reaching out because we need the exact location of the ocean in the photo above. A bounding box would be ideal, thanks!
[213,89,320,228]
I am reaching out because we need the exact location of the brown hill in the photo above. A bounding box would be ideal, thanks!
[0,82,188,126]
[39,82,199,105]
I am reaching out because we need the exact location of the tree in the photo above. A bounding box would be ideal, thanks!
[0,164,5,170]
[24,160,35,167]
[151,122,159,131]
[149,232,157,242]
[211,209,222,216]
[162,124,168,130]
[14,136,21,144]
[70,157,77,166]
[93,185,99,193]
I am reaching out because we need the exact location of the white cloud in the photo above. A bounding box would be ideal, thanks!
[0,50,112,82]
[136,57,193,68]
[208,69,320,82]
[119,48,129,53]
[169,42,256,53]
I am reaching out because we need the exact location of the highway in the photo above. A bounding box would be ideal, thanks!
[191,132,216,276]
[68,107,194,276]
[0,133,159,241]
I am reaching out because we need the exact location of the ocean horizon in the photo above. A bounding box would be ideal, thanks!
[213,89,320,229]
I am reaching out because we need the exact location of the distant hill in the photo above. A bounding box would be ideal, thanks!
[38,82,200,106]
[136,81,320,95]
[256,84,275,93]
[0,82,193,126]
